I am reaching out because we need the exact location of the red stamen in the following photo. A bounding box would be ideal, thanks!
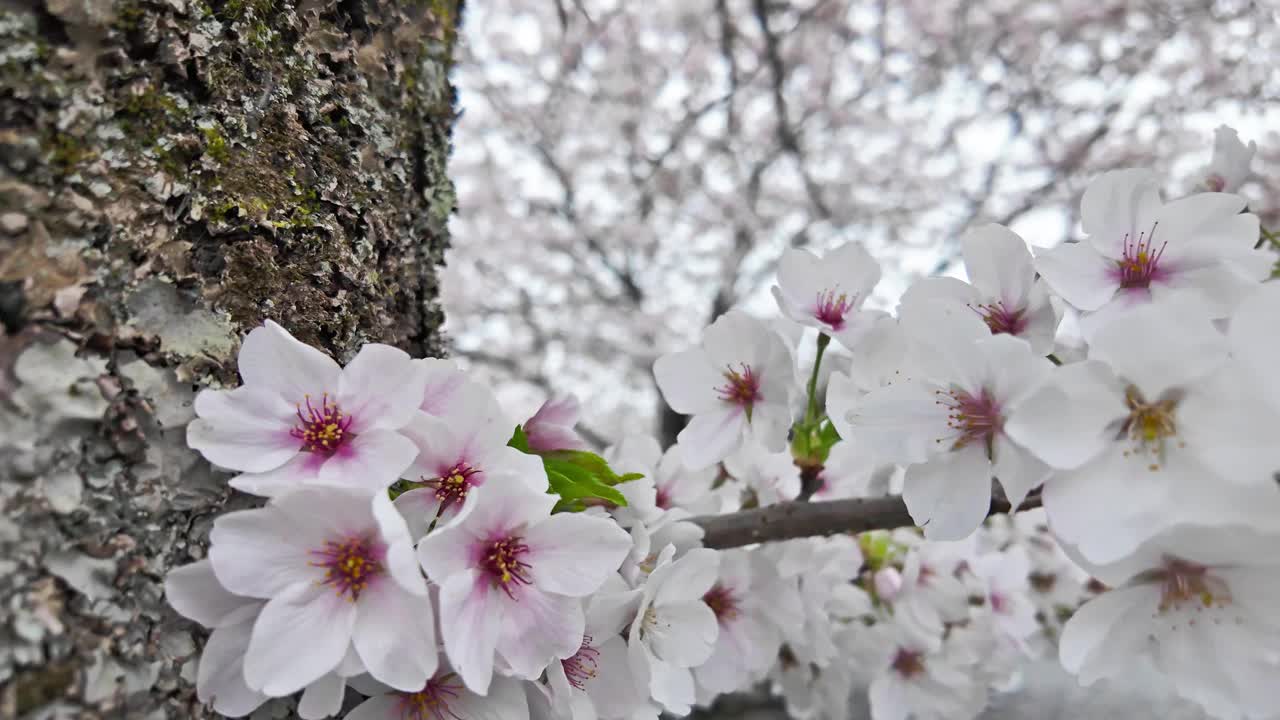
[562,636,601,690]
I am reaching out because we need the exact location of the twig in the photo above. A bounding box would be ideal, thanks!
[692,492,1043,549]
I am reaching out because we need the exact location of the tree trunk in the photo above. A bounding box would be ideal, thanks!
[0,0,459,715]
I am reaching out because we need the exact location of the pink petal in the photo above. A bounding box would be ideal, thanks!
[523,513,633,597]
[244,581,356,696]
[354,583,438,692]
[338,344,428,433]
[497,588,585,678]
[316,429,419,494]
[439,570,506,694]
[238,320,341,404]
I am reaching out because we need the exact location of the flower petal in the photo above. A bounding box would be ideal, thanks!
[1004,360,1126,470]
[354,583,438,692]
[653,349,724,415]
[903,446,992,541]
[962,224,1035,305]
[439,570,505,694]
[339,344,429,432]
[238,320,341,403]
[298,673,346,720]
[523,513,632,597]
[317,428,420,494]
[1088,299,1226,399]
[647,600,718,667]
[165,559,258,628]
[675,407,744,470]
[187,387,298,472]
[244,581,356,696]
[208,506,320,598]
[841,380,950,467]
[1033,241,1117,312]
[497,588,584,679]
[196,606,268,717]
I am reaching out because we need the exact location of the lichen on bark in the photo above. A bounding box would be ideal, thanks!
[0,0,460,716]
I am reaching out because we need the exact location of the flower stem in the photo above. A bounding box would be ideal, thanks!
[805,333,831,426]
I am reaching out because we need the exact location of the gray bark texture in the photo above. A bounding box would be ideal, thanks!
[0,0,460,716]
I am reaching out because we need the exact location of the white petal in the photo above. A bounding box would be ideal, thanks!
[298,673,346,720]
[448,676,533,720]
[338,344,428,432]
[227,452,320,498]
[165,559,257,628]
[991,436,1048,509]
[416,519,477,582]
[524,514,633,597]
[586,635,645,716]
[208,507,318,598]
[646,652,696,715]
[498,589,585,678]
[903,446,992,541]
[371,492,426,595]
[354,583,438,691]
[1089,299,1227,399]
[647,601,718,667]
[962,224,1035,305]
[244,581,356,696]
[1180,369,1280,487]
[196,607,268,717]
[1059,585,1158,679]
[187,387,298,472]
[1231,283,1280,413]
[652,548,721,607]
[439,570,505,694]
[676,407,744,470]
[316,429,419,493]
[653,349,723,415]
[842,381,950,467]
[1079,169,1162,251]
[1033,241,1117,312]
[238,320,341,403]
[393,487,443,543]
[1003,360,1126,470]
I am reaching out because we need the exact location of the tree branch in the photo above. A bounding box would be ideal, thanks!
[691,493,1043,549]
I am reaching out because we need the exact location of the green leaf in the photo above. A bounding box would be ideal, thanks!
[541,449,642,486]
[507,425,531,453]
[545,467,627,507]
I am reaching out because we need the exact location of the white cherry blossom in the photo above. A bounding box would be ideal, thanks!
[770,241,885,349]
[653,310,798,469]
[1202,125,1256,193]
[188,320,427,497]
[416,480,632,694]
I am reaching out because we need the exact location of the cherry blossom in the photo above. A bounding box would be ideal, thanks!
[770,241,885,349]
[970,546,1040,652]
[187,320,427,497]
[416,480,632,693]
[206,488,434,696]
[653,310,798,469]
[394,398,546,537]
[853,621,989,720]
[1059,524,1280,720]
[1202,125,1256,193]
[625,546,721,715]
[544,595,647,720]
[524,395,590,452]
[838,327,1052,540]
[344,664,530,720]
[723,443,801,507]
[1005,300,1280,563]
[694,550,788,695]
[1034,169,1269,335]
[898,224,1061,355]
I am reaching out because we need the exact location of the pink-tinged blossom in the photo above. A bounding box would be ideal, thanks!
[898,224,1061,356]
[693,550,788,695]
[415,481,632,694]
[626,546,721,715]
[838,323,1052,541]
[723,444,800,507]
[770,242,885,349]
[394,395,546,538]
[1033,169,1269,336]
[1059,525,1280,720]
[524,395,590,452]
[888,542,973,646]
[545,596,647,720]
[1202,125,1256,193]
[1005,301,1280,564]
[852,621,990,720]
[653,310,798,470]
[344,664,530,720]
[970,546,1039,652]
[187,320,426,497]
[207,488,434,696]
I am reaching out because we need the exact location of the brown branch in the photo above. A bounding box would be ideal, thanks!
[692,492,1043,550]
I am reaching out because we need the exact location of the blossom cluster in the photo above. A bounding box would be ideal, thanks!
[168,126,1280,720]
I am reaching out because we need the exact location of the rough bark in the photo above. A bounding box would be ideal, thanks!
[0,0,459,716]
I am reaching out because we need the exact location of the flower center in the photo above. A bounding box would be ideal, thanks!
[1148,556,1232,614]
[935,386,1002,453]
[425,463,481,513]
[702,584,740,624]
[814,289,855,330]
[1115,223,1167,290]
[891,648,925,678]
[653,484,673,509]
[291,393,353,454]
[562,635,601,690]
[396,673,464,720]
[969,301,1027,336]
[482,536,533,598]
[1120,385,1182,471]
[717,363,762,413]
[311,533,385,601]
